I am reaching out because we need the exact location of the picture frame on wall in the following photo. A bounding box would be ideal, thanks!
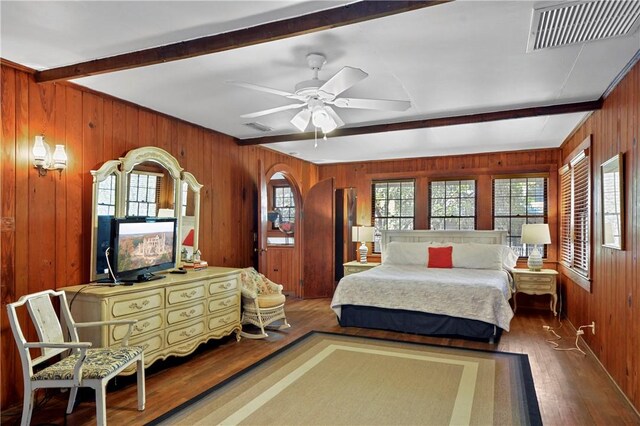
[601,152,624,250]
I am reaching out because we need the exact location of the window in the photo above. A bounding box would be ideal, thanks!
[429,180,476,230]
[127,171,161,217]
[493,176,548,257]
[560,149,590,278]
[273,186,295,224]
[371,180,415,251]
[96,175,117,216]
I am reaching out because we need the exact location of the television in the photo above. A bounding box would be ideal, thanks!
[110,216,177,283]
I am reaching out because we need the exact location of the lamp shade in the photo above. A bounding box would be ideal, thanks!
[521,224,551,245]
[352,226,375,243]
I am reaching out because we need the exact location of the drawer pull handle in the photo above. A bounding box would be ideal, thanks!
[219,282,232,290]
[219,299,232,307]
[180,309,197,318]
[218,317,231,324]
[129,300,150,310]
[179,328,197,337]
[180,290,198,299]
[133,321,150,332]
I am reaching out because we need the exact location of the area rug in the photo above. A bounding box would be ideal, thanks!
[148,332,541,425]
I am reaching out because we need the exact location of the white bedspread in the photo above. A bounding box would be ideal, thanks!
[331,265,514,331]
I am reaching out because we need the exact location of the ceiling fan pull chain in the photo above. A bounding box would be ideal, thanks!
[314,126,318,149]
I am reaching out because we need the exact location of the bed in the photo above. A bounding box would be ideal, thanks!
[331,230,517,343]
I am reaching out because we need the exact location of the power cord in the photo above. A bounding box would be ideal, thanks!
[543,321,595,356]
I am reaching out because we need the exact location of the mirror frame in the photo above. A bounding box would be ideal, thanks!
[601,152,624,250]
[89,147,202,281]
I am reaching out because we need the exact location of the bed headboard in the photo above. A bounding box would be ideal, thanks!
[381,230,508,252]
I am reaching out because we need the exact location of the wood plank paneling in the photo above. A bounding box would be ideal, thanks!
[559,60,640,411]
[0,63,319,408]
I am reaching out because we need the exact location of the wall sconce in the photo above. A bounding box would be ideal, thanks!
[33,135,67,177]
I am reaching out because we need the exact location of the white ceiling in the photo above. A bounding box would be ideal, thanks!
[2,1,639,164]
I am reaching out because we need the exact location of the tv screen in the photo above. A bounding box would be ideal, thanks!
[111,217,177,283]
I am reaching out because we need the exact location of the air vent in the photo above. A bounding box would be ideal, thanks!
[244,122,272,132]
[528,1,640,51]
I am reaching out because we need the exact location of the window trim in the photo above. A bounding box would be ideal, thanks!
[371,179,416,252]
[492,175,549,258]
[559,136,592,291]
[428,178,477,230]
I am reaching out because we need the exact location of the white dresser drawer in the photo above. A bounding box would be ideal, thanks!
[208,276,238,296]
[110,289,164,318]
[208,293,239,314]
[167,282,206,305]
[166,319,206,346]
[166,300,206,326]
[111,310,164,343]
[208,308,239,332]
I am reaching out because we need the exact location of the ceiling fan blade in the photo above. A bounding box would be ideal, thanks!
[240,103,306,119]
[330,97,411,111]
[318,66,368,98]
[323,105,345,128]
[291,109,311,132]
[227,80,294,98]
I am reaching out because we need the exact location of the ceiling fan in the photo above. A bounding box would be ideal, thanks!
[229,53,411,134]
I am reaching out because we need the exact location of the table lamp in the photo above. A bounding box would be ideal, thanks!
[521,223,551,271]
[352,226,375,264]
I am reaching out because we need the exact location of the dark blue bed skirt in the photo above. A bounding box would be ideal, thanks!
[338,305,502,344]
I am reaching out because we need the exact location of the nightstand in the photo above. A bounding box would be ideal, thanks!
[511,268,559,316]
[343,261,380,276]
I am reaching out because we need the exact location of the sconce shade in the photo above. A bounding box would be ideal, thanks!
[521,224,551,244]
[32,136,47,164]
[52,145,67,169]
[352,226,375,243]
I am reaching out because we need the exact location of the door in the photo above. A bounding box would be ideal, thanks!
[302,178,335,298]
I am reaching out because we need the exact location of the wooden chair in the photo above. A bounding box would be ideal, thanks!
[239,268,291,339]
[6,289,145,426]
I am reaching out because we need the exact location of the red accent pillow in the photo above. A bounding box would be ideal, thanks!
[428,246,453,268]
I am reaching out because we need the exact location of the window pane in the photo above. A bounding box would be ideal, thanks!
[430,218,444,230]
[460,218,475,230]
[431,181,445,197]
[431,199,445,216]
[460,198,475,216]
[401,200,414,216]
[445,199,459,216]
[445,218,459,229]
[400,218,414,230]
[445,181,460,197]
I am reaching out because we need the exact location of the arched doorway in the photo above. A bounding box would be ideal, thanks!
[258,163,303,297]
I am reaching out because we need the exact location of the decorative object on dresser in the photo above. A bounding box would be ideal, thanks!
[7,290,145,426]
[343,260,380,276]
[61,268,242,372]
[521,223,551,271]
[512,268,559,316]
[239,268,290,339]
[352,226,375,263]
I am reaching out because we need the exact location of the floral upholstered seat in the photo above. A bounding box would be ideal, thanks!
[239,267,290,339]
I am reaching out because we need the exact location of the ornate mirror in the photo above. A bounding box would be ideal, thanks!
[90,147,202,281]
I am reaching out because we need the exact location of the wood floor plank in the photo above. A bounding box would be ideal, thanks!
[2,298,638,425]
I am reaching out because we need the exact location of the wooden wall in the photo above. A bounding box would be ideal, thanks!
[559,59,639,411]
[0,62,319,407]
[319,149,561,264]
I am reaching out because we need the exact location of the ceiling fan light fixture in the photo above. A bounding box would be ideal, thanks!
[312,107,337,134]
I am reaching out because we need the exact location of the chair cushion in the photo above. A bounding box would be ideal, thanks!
[256,293,286,308]
[32,346,143,381]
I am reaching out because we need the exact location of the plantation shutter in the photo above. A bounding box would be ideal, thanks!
[571,152,590,276]
[559,166,572,265]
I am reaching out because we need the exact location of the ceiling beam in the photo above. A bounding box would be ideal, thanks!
[235,99,603,146]
[35,1,451,83]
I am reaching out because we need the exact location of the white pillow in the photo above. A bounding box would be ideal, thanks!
[382,242,430,265]
[451,243,504,270]
[500,245,519,269]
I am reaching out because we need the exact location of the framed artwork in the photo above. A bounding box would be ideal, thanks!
[601,153,624,250]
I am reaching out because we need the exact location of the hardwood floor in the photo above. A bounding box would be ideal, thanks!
[2,298,639,425]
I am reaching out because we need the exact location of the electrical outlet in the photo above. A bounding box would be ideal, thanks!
[591,321,596,334]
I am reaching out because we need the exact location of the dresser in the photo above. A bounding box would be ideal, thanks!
[511,268,559,316]
[343,261,381,276]
[61,267,241,374]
